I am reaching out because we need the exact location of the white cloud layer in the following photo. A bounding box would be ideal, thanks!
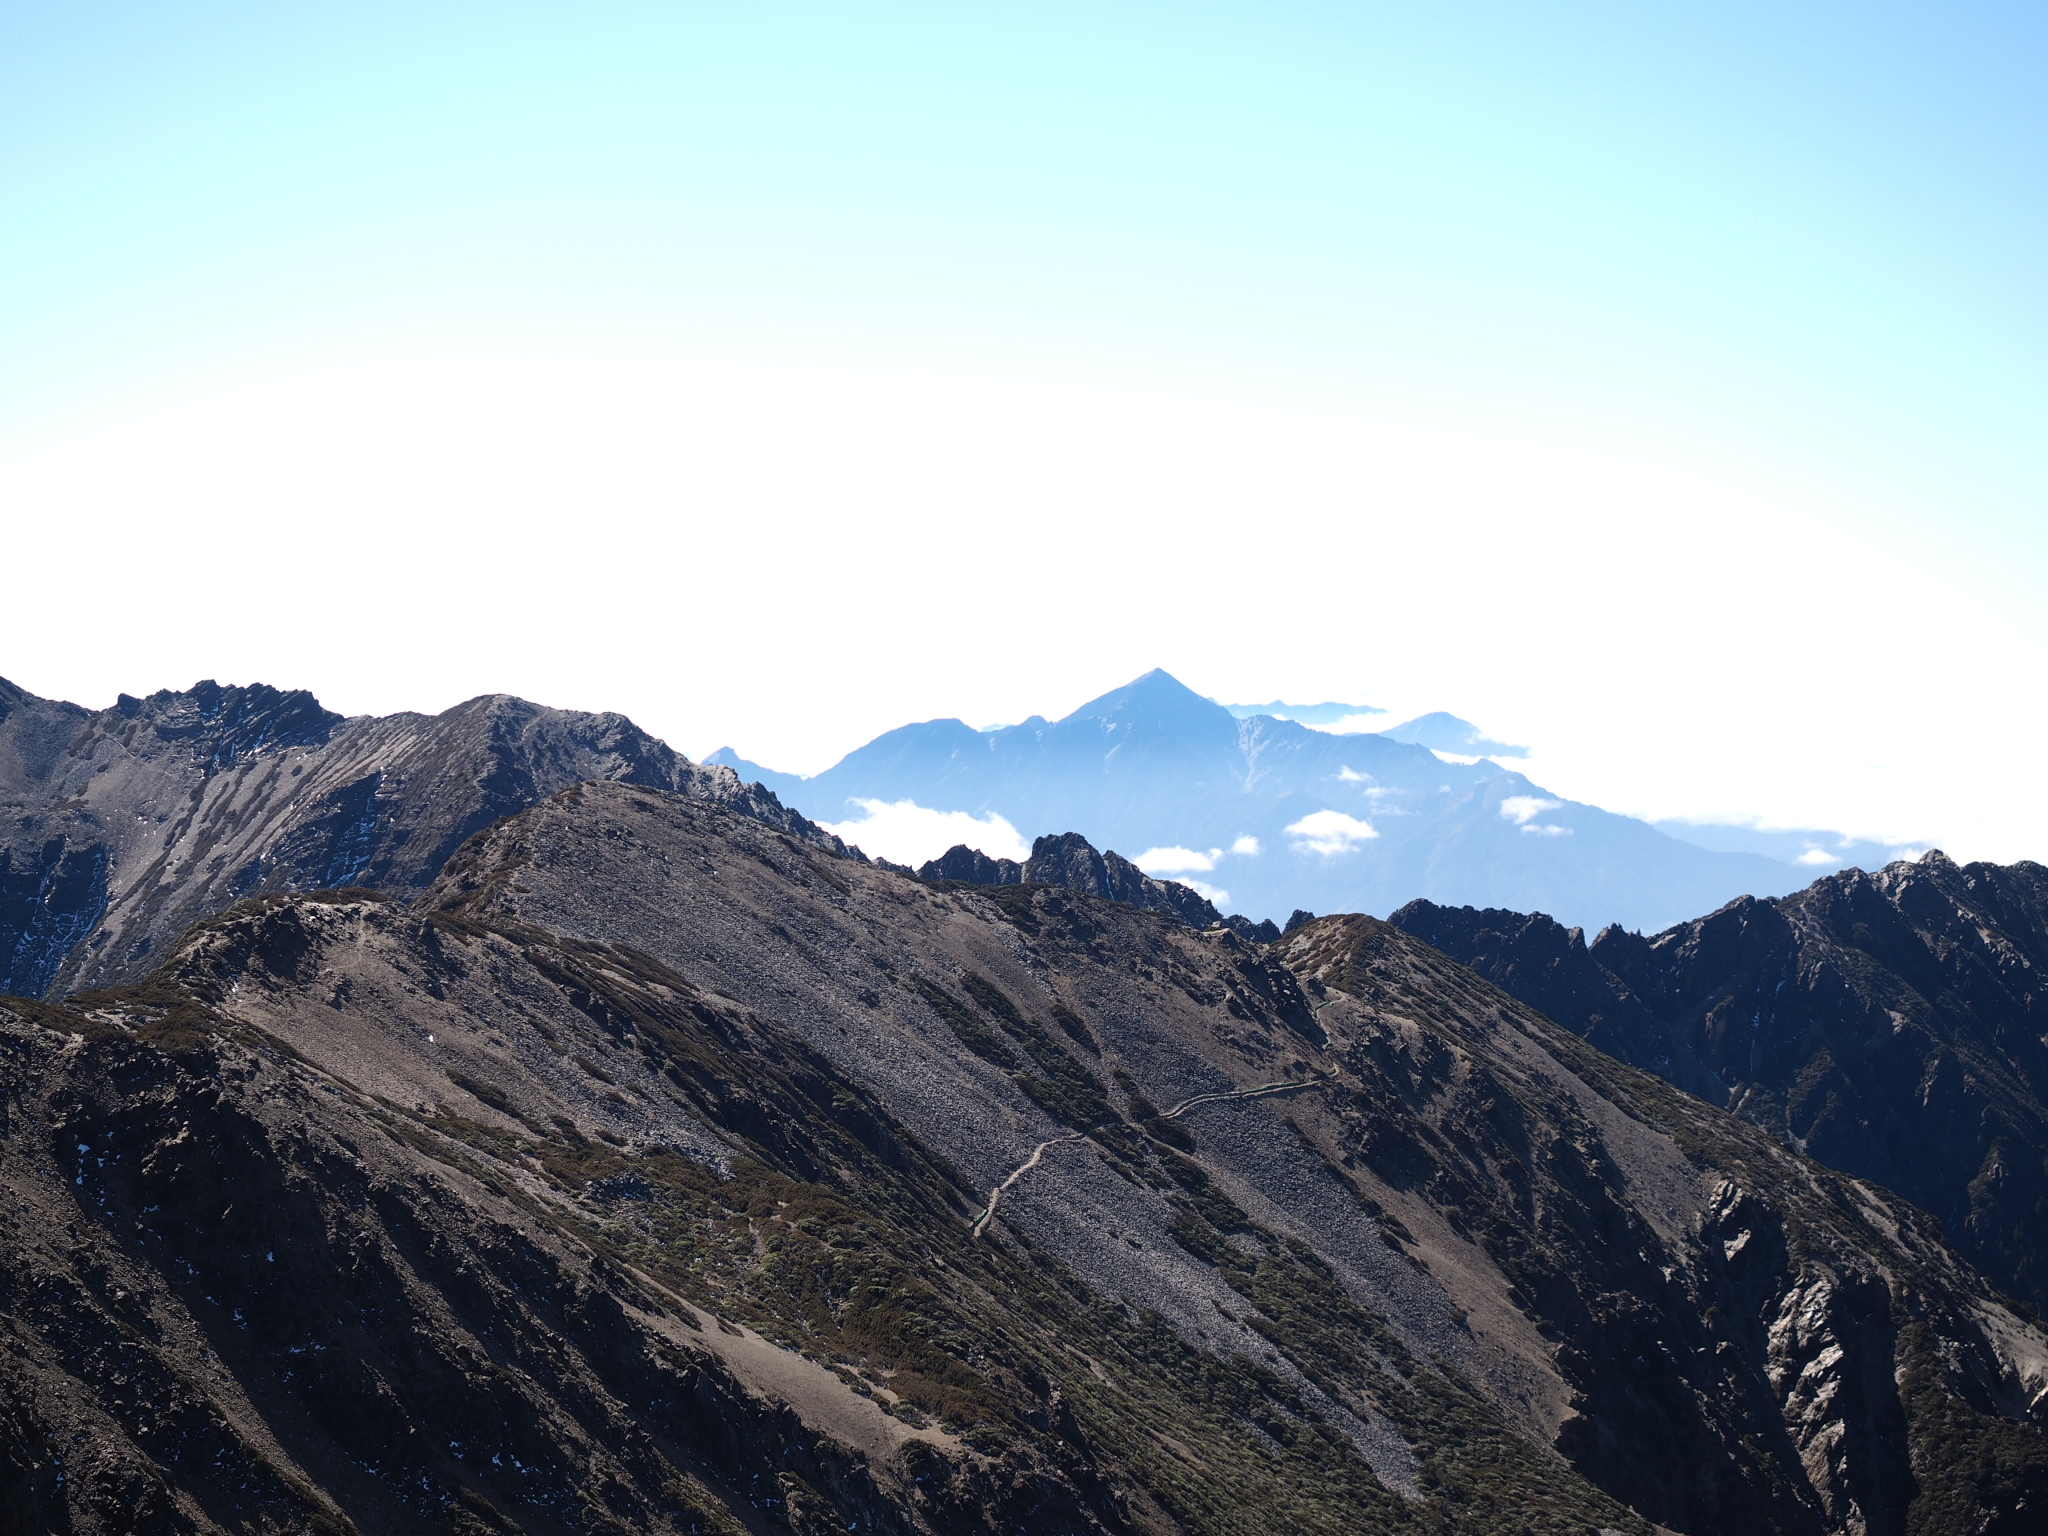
[1285,810,1379,855]
[1230,835,1262,856]
[1304,714,1392,736]
[819,799,1030,868]
[1499,795,1571,836]
[1135,846,1220,874]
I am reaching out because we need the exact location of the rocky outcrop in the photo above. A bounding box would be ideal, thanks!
[0,677,849,998]
[1388,853,2048,1316]
[917,844,1023,885]
[919,832,1225,930]
[1220,915,1281,943]
[1030,833,1224,929]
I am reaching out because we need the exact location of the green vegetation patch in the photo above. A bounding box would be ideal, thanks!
[906,974,1020,1069]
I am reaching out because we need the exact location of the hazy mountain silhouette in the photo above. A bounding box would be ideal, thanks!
[1377,710,1529,758]
[710,668,1842,933]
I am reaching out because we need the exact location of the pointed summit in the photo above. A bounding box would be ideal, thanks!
[1061,668,1228,729]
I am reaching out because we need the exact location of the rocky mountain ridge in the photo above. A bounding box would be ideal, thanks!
[5,780,2043,1533]
[916,832,1258,934]
[1388,853,2048,1318]
[0,677,844,1000]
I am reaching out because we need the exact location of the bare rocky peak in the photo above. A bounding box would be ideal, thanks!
[0,676,846,999]
[916,830,1234,931]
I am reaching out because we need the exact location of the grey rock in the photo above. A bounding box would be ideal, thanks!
[0,676,847,997]
[917,843,1023,884]
[920,831,1227,930]
[1390,853,2048,1316]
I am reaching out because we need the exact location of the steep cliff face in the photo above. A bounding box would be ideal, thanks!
[5,786,2045,1535]
[1388,855,2048,1317]
[0,679,842,999]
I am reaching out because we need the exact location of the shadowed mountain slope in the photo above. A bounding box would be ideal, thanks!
[0,677,840,1000]
[1388,854,2048,1318]
[4,782,2044,1533]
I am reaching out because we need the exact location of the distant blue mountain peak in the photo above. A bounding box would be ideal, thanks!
[1378,712,1529,759]
[706,669,1895,932]
[1071,668,1230,724]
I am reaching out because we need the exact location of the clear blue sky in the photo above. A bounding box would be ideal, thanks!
[8,3,2044,457]
[3,2,2044,853]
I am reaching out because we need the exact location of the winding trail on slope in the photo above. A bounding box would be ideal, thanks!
[969,1071,1339,1239]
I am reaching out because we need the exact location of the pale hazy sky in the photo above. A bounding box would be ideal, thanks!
[3,3,2044,858]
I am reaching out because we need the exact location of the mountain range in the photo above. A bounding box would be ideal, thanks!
[4,671,2045,1535]
[707,668,1913,936]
